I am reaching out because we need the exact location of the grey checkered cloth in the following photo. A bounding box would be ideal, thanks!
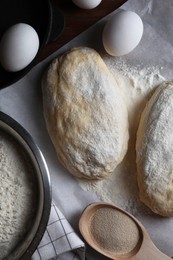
[32,203,85,260]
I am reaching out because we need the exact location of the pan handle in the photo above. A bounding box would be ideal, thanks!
[46,0,65,43]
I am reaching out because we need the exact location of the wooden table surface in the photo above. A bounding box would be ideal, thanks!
[39,0,127,61]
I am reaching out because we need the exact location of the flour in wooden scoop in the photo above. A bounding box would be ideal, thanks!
[89,207,140,255]
[78,57,165,215]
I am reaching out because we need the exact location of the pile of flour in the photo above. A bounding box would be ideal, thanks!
[78,56,165,216]
[0,130,36,259]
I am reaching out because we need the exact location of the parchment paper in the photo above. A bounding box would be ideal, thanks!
[0,0,173,259]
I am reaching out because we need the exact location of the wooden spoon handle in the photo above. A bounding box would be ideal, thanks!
[130,235,171,260]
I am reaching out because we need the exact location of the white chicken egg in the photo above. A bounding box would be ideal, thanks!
[72,0,102,9]
[0,23,39,72]
[102,11,143,56]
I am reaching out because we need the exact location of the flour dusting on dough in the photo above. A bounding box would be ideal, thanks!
[78,56,165,216]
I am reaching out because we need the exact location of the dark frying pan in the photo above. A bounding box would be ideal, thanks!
[0,0,64,89]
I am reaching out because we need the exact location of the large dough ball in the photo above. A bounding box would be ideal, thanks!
[42,47,129,179]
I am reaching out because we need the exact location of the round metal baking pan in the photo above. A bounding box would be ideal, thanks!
[0,111,51,259]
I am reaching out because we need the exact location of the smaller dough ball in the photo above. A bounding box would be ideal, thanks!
[136,81,173,216]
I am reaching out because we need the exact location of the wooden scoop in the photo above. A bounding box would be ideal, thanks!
[79,202,171,260]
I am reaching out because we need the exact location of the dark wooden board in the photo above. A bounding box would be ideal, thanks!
[39,0,127,61]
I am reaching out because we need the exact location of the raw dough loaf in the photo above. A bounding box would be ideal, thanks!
[136,81,173,216]
[42,47,129,179]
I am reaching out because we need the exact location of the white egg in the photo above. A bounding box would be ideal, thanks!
[102,11,143,56]
[0,23,39,72]
[72,0,102,9]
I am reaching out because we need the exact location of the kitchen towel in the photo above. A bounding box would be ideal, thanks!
[32,203,85,260]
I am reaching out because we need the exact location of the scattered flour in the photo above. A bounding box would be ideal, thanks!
[0,130,37,259]
[78,56,166,216]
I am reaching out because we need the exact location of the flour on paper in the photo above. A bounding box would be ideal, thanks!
[78,56,165,216]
